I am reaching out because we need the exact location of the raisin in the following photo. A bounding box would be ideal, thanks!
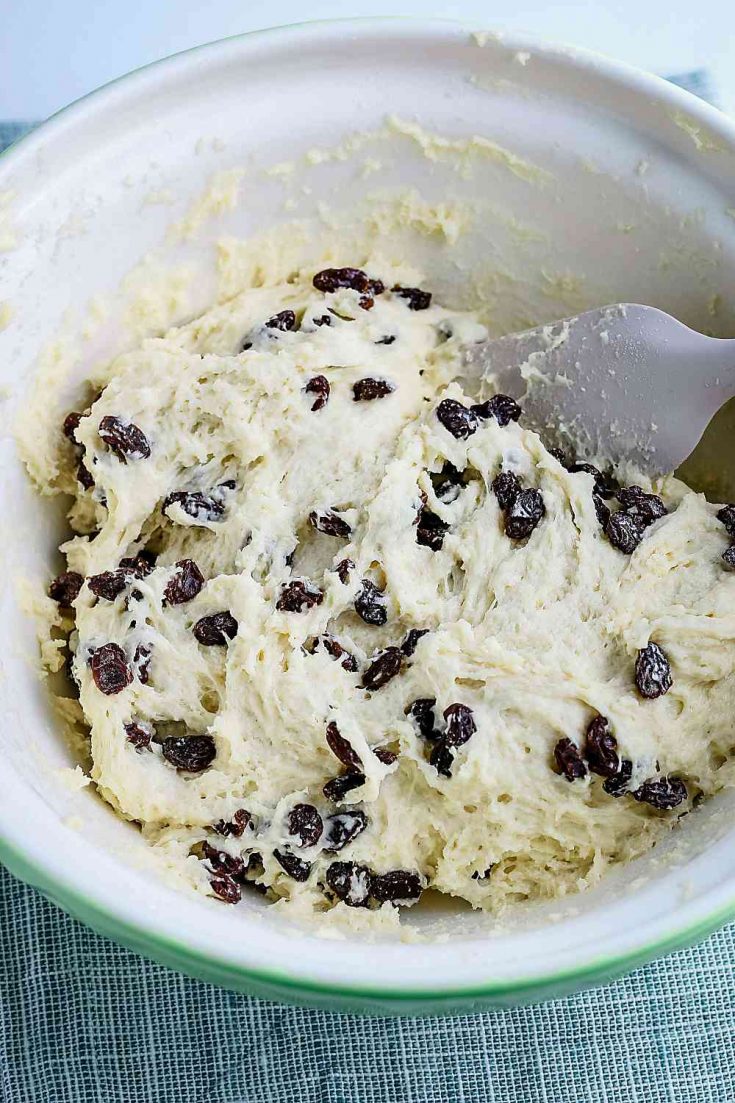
[63,411,82,441]
[161,734,216,772]
[311,639,353,670]
[360,291,380,310]
[392,286,432,311]
[241,853,266,889]
[406,698,439,740]
[362,647,403,691]
[133,644,151,684]
[635,642,672,699]
[164,559,204,605]
[723,546,735,570]
[325,860,373,907]
[119,550,156,578]
[372,869,423,904]
[317,636,359,672]
[287,803,323,848]
[313,315,331,328]
[593,494,611,528]
[376,335,396,345]
[193,611,238,646]
[401,628,429,657]
[604,511,646,554]
[567,458,599,478]
[324,809,368,852]
[124,722,152,751]
[617,486,667,526]
[429,740,454,777]
[98,415,150,462]
[472,867,494,881]
[431,461,465,503]
[436,398,478,440]
[352,378,395,402]
[633,775,687,810]
[90,643,133,695]
[549,446,568,465]
[163,490,225,523]
[717,504,735,537]
[276,579,324,613]
[374,747,398,765]
[443,703,476,747]
[413,490,428,525]
[76,460,95,490]
[554,737,587,781]
[309,510,351,538]
[471,394,521,428]
[88,569,128,601]
[313,267,371,294]
[584,715,619,777]
[603,758,633,796]
[336,558,355,584]
[212,809,251,837]
[210,877,241,904]
[416,508,449,551]
[304,375,330,412]
[202,842,245,878]
[265,309,296,331]
[274,849,311,881]
[354,579,387,626]
[326,721,362,769]
[569,462,618,500]
[323,771,366,802]
[505,488,545,540]
[492,470,521,512]
[49,571,84,608]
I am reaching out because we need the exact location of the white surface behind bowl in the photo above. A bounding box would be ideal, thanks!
[2,0,734,119]
[1,21,735,1003]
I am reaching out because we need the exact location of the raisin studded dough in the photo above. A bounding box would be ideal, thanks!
[47,266,735,926]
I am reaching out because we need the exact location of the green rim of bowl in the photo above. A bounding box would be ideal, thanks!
[2,17,735,1011]
[4,828,735,1008]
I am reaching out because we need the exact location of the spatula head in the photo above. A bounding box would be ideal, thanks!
[462,304,730,476]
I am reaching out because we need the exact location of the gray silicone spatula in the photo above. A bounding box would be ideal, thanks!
[461,304,735,476]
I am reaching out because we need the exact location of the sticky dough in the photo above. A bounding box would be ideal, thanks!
[39,264,735,925]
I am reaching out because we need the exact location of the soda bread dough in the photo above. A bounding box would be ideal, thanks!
[36,263,735,928]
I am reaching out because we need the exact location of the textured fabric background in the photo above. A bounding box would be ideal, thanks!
[3,78,734,1102]
[2,864,735,1103]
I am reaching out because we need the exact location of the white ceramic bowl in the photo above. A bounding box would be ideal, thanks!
[2,19,735,1014]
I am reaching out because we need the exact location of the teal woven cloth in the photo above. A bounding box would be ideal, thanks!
[2,83,734,1101]
[2,863,735,1102]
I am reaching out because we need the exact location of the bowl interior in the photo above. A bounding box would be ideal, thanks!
[1,21,735,998]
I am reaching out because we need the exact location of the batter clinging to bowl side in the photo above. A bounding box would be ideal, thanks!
[39,262,735,926]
